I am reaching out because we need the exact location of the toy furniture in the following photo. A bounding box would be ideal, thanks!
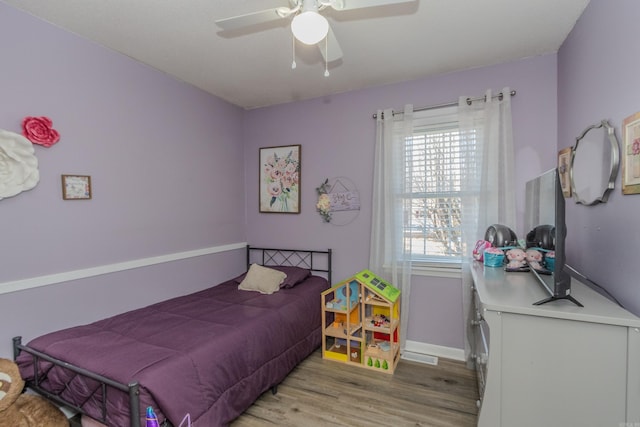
[321,269,400,374]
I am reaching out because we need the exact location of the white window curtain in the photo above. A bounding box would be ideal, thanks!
[459,88,516,367]
[370,104,413,351]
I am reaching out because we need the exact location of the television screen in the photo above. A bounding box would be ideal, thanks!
[524,168,582,307]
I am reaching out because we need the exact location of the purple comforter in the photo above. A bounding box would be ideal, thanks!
[17,275,329,426]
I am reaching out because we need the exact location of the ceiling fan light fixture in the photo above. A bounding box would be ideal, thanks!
[291,11,329,45]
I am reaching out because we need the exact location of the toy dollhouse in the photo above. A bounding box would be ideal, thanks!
[321,270,401,374]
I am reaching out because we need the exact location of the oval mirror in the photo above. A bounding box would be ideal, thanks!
[570,120,620,205]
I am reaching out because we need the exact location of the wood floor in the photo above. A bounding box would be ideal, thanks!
[231,349,479,427]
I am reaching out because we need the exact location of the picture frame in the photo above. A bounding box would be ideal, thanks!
[557,147,572,198]
[62,175,92,200]
[259,145,300,213]
[622,112,640,195]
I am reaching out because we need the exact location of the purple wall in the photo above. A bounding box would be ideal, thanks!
[2,0,588,358]
[244,56,558,348]
[558,0,640,316]
[0,3,247,358]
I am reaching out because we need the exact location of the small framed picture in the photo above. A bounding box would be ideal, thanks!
[62,175,92,200]
[259,145,300,213]
[622,112,640,195]
[557,147,572,198]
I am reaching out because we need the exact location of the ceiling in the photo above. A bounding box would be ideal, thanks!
[2,0,590,110]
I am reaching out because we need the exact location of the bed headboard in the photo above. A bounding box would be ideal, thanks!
[247,245,332,284]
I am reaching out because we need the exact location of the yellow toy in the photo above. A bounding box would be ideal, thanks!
[0,358,68,427]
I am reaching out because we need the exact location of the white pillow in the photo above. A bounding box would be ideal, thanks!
[238,264,287,294]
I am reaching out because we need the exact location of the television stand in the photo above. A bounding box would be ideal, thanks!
[533,294,583,307]
[470,262,640,427]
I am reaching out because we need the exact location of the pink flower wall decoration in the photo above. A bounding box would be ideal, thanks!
[22,116,60,147]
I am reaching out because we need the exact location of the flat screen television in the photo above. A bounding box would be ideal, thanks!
[524,168,582,307]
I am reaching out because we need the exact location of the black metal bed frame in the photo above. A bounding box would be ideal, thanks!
[13,336,141,426]
[247,245,332,284]
[13,245,332,427]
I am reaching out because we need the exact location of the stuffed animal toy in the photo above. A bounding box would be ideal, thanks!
[472,240,492,261]
[0,358,68,427]
[544,251,556,272]
[525,248,544,270]
[505,248,527,269]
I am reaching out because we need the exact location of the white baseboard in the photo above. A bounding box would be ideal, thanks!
[0,241,247,296]
[403,340,465,365]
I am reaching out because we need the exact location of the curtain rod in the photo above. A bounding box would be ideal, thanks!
[371,89,516,119]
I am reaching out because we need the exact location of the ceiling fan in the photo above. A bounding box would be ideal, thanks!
[216,0,415,70]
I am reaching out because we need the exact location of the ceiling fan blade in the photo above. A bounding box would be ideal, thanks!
[332,0,415,11]
[215,8,287,31]
[319,25,343,63]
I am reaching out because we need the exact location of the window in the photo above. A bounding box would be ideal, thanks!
[402,106,477,267]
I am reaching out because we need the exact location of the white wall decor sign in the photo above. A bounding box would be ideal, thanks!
[0,129,40,200]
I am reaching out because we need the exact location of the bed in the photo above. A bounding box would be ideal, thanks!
[13,246,332,427]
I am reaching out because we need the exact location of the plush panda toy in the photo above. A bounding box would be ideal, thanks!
[0,358,68,427]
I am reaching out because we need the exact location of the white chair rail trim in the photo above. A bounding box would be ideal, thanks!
[0,241,247,296]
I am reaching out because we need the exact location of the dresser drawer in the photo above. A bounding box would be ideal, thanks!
[475,318,489,399]
[471,287,489,401]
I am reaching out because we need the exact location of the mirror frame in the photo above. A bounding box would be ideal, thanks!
[570,119,620,205]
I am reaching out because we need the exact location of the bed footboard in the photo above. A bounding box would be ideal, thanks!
[13,336,142,427]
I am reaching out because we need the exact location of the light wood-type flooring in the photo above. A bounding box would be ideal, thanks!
[231,349,479,427]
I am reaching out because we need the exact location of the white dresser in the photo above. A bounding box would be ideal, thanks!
[470,261,640,427]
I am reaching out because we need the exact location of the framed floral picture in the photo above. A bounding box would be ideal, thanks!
[622,112,640,195]
[557,147,572,198]
[62,175,92,200]
[259,145,300,213]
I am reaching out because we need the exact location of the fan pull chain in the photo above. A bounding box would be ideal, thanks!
[291,36,297,69]
[324,36,330,77]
